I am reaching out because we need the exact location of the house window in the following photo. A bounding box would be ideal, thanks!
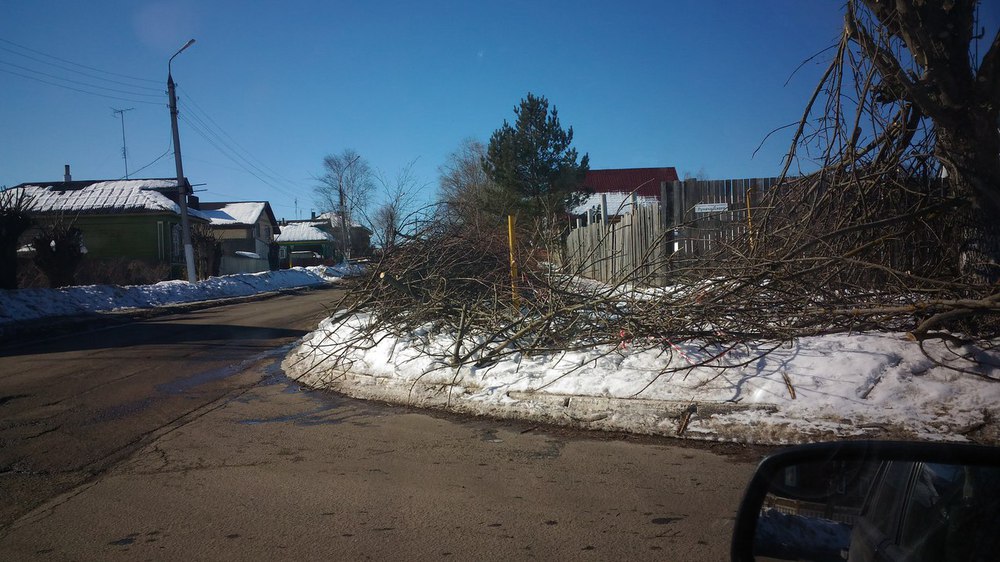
[157,221,164,260]
[264,226,271,240]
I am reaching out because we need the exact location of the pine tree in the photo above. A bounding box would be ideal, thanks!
[483,93,589,220]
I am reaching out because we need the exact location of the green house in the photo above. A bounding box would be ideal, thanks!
[10,176,208,266]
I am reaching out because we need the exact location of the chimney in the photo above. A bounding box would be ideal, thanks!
[64,164,72,182]
[311,210,316,220]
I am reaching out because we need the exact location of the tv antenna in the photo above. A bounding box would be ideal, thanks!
[112,107,135,178]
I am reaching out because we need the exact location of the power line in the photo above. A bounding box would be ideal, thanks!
[179,87,298,187]
[177,89,303,192]
[178,113,299,198]
[0,37,160,84]
[127,144,173,178]
[177,101,301,195]
[0,44,162,92]
[0,58,163,98]
[0,65,163,105]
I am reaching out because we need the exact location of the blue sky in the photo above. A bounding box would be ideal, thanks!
[3,1,994,221]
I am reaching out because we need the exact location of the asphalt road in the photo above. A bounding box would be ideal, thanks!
[0,286,766,560]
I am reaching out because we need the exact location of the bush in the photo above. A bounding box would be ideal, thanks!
[0,188,34,290]
[192,225,221,280]
[32,224,85,288]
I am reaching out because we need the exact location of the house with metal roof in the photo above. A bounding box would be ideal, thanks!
[8,173,207,269]
[572,167,679,219]
[201,201,280,274]
[273,221,336,267]
[273,211,372,267]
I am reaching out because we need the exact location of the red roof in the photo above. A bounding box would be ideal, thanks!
[581,167,679,198]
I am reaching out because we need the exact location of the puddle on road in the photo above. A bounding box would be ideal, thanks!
[155,360,252,395]
[87,353,283,424]
[234,357,382,427]
[235,357,339,426]
[237,406,346,426]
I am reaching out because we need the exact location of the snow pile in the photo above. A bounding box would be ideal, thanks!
[0,265,350,326]
[284,314,1000,444]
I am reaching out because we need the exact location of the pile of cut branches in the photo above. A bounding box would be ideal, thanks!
[313,0,1000,381]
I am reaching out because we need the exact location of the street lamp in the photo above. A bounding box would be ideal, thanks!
[168,39,197,283]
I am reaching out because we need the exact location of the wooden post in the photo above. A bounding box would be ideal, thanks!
[659,180,669,286]
[507,215,520,308]
[672,180,684,257]
[746,180,756,253]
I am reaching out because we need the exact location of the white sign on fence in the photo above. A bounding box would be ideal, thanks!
[694,203,729,213]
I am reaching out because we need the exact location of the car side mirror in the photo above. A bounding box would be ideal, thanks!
[731,440,1000,562]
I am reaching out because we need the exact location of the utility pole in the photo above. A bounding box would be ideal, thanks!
[336,154,361,264]
[168,39,197,284]
[112,107,134,178]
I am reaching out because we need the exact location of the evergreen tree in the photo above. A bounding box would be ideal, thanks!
[483,93,589,220]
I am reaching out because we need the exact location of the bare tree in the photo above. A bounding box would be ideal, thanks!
[437,138,504,228]
[315,148,375,260]
[783,0,1000,281]
[371,160,425,255]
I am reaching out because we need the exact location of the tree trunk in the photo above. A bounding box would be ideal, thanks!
[935,111,1000,285]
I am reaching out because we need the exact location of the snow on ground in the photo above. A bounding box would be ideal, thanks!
[5,264,999,445]
[283,312,1000,445]
[0,265,357,326]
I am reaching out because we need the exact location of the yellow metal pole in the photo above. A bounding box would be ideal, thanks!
[507,215,520,308]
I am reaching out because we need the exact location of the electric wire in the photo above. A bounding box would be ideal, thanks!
[0,37,160,84]
[177,88,302,192]
[0,44,162,92]
[0,65,164,105]
[178,113,298,198]
[127,144,174,178]
[0,58,163,99]
[1,37,309,202]
[177,100,297,193]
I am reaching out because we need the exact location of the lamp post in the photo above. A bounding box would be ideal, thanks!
[168,39,197,283]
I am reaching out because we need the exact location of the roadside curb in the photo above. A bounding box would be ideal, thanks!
[284,359,1000,446]
[282,365,785,443]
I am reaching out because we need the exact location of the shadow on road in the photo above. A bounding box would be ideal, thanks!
[0,321,310,358]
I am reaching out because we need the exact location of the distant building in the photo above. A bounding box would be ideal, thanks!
[273,211,372,267]
[572,167,679,221]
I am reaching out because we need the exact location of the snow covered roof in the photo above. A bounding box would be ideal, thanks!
[274,222,335,243]
[314,211,366,229]
[201,202,267,226]
[9,179,210,220]
[571,192,659,216]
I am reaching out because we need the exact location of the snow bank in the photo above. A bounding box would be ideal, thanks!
[0,265,350,326]
[283,313,1000,445]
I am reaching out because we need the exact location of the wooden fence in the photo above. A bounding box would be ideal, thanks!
[673,177,778,259]
[566,203,668,285]
[565,178,778,285]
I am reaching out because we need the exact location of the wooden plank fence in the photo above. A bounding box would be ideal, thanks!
[565,178,779,285]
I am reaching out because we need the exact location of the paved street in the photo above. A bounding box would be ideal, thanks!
[0,287,765,560]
